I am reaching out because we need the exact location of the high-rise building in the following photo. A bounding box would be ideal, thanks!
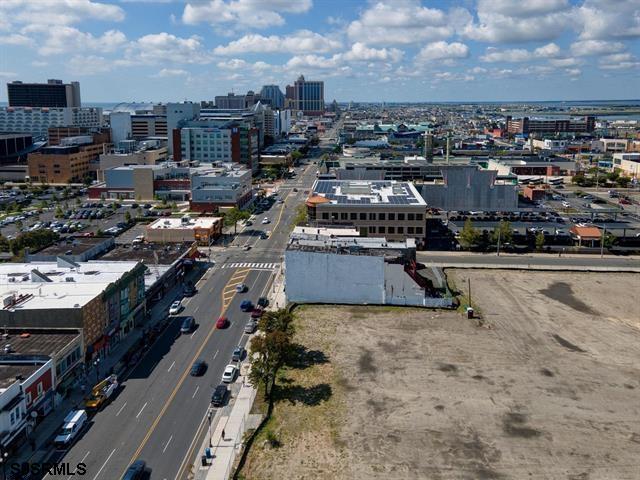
[0,107,103,139]
[214,93,246,109]
[260,85,285,109]
[7,79,81,108]
[284,75,324,116]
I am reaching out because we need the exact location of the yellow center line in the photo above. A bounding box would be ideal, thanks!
[124,270,249,477]
[271,188,293,233]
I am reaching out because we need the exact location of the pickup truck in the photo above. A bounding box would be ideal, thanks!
[85,375,118,410]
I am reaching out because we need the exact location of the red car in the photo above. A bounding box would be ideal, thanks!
[250,308,263,319]
[216,316,229,329]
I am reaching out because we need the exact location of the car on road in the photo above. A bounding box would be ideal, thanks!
[262,217,270,224]
[190,360,207,376]
[293,187,298,192]
[251,308,263,319]
[244,320,257,334]
[235,283,247,293]
[222,364,238,383]
[244,220,253,226]
[257,297,269,308]
[121,460,146,480]
[216,316,229,329]
[180,316,195,334]
[169,300,182,315]
[232,346,245,362]
[211,385,228,407]
[183,284,197,297]
[240,300,253,312]
[242,245,251,251]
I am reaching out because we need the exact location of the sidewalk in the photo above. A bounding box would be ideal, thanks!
[9,263,207,469]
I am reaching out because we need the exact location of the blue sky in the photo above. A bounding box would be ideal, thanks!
[0,0,639,103]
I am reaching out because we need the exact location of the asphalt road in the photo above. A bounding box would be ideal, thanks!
[45,160,319,480]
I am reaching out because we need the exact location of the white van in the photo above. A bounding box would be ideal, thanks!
[562,201,571,208]
[54,409,88,447]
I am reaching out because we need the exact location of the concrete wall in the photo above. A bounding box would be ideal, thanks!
[285,250,385,304]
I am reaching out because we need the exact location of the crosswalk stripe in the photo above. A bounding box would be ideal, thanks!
[221,262,279,269]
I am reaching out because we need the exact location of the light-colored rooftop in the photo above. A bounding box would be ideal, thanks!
[147,217,222,230]
[0,260,141,311]
[292,226,359,237]
[312,180,426,206]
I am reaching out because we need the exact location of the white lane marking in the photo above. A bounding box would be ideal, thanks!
[162,435,173,454]
[213,349,219,359]
[92,448,116,480]
[63,450,90,480]
[191,330,197,339]
[168,360,175,372]
[115,402,127,417]
[136,402,148,419]
[194,305,200,314]
[192,385,200,399]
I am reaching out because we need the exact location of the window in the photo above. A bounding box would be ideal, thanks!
[359,213,366,220]
[26,392,32,405]
[350,212,357,220]
[369,226,376,233]
[379,226,385,233]
[397,226,404,234]
[415,214,423,221]
[368,213,376,220]
[408,227,414,234]
[388,226,395,234]
[331,212,338,220]
[398,213,405,221]
[379,213,385,221]
[388,213,395,221]
[340,212,348,220]
[37,382,43,396]
[416,227,423,234]
[408,213,415,221]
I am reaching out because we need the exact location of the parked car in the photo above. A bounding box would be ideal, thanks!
[251,308,263,319]
[211,385,228,407]
[216,316,229,329]
[190,360,207,376]
[232,346,245,362]
[222,364,238,383]
[169,300,182,315]
[257,297,269,308]
[244,320,257,334]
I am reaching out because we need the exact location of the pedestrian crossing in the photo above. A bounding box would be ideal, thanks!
[222,262,279,270]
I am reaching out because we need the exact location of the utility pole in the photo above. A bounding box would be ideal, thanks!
[468,277,472,309]
[600,225,606,258]
[496,227,501,256]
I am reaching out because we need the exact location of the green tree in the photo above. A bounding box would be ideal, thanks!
[224,207,250,234]
[124,210,132,223]
[491,220,512,246]
[291,150,303,163]
[54,205,64,218]
[617,176,631,188]
[535,231,545,251]
[459,218,481,249]
[291,203,307,227]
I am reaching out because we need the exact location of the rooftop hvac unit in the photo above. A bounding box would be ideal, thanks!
[65,277,75,282]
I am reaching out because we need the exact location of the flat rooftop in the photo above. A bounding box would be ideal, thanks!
[147,217,222,230]
[101,242,192,265]
[287,235,415,257]
[292,226,359,237]
[32,236,110,256]
[0,260,141,310]
[312,180,426,206]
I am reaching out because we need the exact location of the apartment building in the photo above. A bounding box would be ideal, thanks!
[506,115,595,136]
[0,107,103,139]
[307,179,427,244]
[7,79,81,108]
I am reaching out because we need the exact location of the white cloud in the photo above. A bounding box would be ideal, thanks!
[152,68,189,78]
[480,47,531,63]
[0,71,18,78]
[534,43,561,58]
[462,0,571,43]
[0,0,124,27]
[576,0,640,40]
[549,57,583,67]
[346,0,456,45]
[24,26,127,55]
[182,0,312,30]
[416,41,469,63]
[0,33,34,47]
[342,43,403,62]
[565,68,582,76]
[68,55,113,75]
[125,33,212,64]
[214,30,341,55]
[598,52,640,70]
[570,39,626,56]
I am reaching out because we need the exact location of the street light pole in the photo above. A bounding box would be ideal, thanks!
[207,409,213,448]
[600,225,606,258]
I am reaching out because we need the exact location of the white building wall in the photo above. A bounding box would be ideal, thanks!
[110,111,132,144]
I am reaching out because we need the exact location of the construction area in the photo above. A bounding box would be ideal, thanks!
[240,270,640,480]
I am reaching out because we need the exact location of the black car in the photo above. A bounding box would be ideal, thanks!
[184,284,197,297]
[190,360,207,376]
[211,385,228,407]
[121,460,146,480]
[257,297,269,308]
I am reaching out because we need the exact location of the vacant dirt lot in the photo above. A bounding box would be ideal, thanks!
[241,271,640,480]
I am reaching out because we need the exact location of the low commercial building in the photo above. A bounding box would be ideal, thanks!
[145,216,222,245]
[0,258,145,360]
[25,236,115,263]
[570,225,602,247]
[613,153,640,177]
[485,157,578,177]
[98,144,168,181]
[285,234,453,308]
[306,179,427,244]
[190,165,252,212]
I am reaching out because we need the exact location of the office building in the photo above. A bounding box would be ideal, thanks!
[27,134,110,183]
[48,126,110,146]
[215,93,247,109]
[7,79,81,108]
[306,179,427,243]
[190,165,253,212]
[94,164,190,201]
[613,153,640,177]
[98,143,167,181]
[285,75,324,115]
[167,102,200,156]
[260,85,285,109]
[0,107,103,139]
[110,111,133,144]
[0,259,146,359]
[506,116,595,136]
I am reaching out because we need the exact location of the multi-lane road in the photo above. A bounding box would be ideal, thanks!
[46,160,319,480]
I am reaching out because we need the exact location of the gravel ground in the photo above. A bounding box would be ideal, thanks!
[242,271,640,480]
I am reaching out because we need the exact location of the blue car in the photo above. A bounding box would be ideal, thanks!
[240,300,253,312]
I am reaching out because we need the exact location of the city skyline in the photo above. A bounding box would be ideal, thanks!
[1,0,639,103]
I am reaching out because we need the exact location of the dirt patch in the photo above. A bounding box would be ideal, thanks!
[539,281,597,315]
[241,271,640,480]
